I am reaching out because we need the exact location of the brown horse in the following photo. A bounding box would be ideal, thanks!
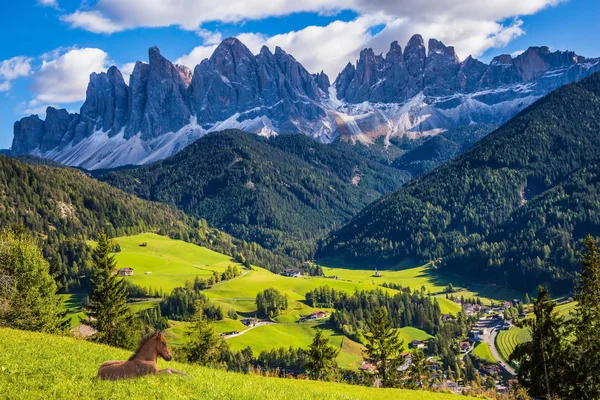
[97,332,187,380]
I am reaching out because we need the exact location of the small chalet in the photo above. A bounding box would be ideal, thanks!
[359,361,376,373]
[441,314,454,322]
[309,310,328,320]
[116,267,134,276]
[241,318,257,327]
[408,340,426,349]
[282,269,302,278]
[459,341,472,352]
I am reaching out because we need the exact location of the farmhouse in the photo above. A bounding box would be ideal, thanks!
[441,314,454,322]
[281,269,302,278]
[241,318,257,327]
[459,341,472,352]
[408,340,426,349]
[115,267,134,276]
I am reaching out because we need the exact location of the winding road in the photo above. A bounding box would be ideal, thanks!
[485,326,516,376]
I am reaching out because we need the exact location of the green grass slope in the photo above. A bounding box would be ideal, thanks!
[0,328,465,400]
[111,233,244,293]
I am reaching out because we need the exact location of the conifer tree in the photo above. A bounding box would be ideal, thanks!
[182,307,228,364]
[571,235,600,399]
[510,286,567,398]
[363,308,405,388]
[306,330,339,380]
[83,233,138,349]
[0,228,66,333]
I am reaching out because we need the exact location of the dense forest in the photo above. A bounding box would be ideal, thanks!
[321,72,600,293]
[0,156,299,291]
[96,130,410,260]
[305,286,442,338]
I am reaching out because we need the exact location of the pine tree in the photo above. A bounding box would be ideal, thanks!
[306,330,339,380]
[511,286,567,398]
[182,307,228,364]
[83,233,138,349]
[363,308,405,388]
[464,354,476,383]
[0,228,66,333]
[571,235,600,399]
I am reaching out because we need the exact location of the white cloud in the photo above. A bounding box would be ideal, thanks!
[0,56,34,81]
[511,49,525,57]
[0,81,10,92]
[62,0,564,36]
[196,29,223,45]
[61,11,127,34]
[62,0,344,33]
[31,48,108,103]
[38,0,59,8]
[119,62,137,84]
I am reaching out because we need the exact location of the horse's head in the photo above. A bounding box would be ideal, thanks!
[154,332,172,361]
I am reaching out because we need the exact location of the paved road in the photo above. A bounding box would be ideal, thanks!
[486,326,516,376]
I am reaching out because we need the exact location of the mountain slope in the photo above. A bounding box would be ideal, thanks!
[320,72,600,292]
[11,36,599,169]
[0,155,295,285]
[97,130,409,258]
[392,124,495,176]
[0,328,462,400]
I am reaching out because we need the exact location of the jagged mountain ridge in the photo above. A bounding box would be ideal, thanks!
[11,35,600,169]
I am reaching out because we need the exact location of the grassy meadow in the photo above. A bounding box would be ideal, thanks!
[471,343,496,363]
[85,233,531,370]
[0,328,469,400]
[109,233,245,293]
[496,328,533,362]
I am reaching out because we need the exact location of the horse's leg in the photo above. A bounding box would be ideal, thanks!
[157,368,191,377]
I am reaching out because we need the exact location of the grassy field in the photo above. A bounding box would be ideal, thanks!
[496,327,532,362]
[320,259,524,305]
[108,233,244,293]
[398,327,433,350]
[0,328,468,400]
[471,343,496,363]
[61,293,160,329]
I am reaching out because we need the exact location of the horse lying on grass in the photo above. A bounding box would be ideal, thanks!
[97,331,190,380]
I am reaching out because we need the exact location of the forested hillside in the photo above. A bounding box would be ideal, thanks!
[321,72,600,293]
[392,125,495,176]
[0,156,295,290]
[97,130,410,259]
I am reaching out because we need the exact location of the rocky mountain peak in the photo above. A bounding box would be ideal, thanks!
[10,36,600,170]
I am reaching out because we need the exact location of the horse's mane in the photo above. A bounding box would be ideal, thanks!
[128,331,162,360]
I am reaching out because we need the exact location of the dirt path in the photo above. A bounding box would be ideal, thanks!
[222,321,275,339]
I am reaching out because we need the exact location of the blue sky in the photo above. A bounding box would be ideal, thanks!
[0,0,598,149]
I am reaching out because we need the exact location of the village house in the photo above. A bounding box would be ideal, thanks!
[115,267,134,276]
[441,314,454,322]
[241,318,257,327]
[359,361,376,373]
[408,340,426,349]
[281,269,302,278]
[459,341,472,352]
[300,310,328,322]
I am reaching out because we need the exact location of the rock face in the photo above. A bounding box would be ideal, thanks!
[11,35,600,170]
